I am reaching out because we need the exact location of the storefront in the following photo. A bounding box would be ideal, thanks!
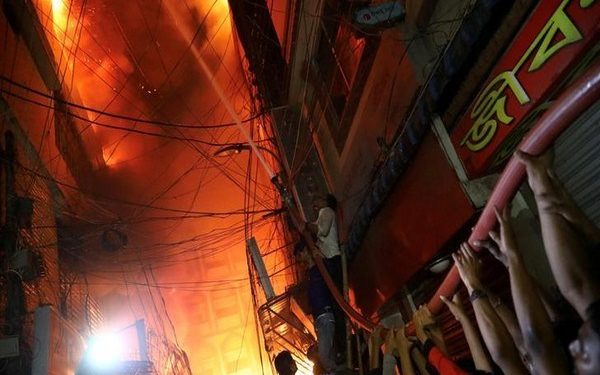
[349,0,600,319]
[451,0,599,178]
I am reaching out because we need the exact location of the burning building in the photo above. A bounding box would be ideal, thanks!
[1,0,600,374]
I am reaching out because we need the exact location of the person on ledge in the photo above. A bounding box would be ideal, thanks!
[306,194,343,289]
[307,194,346,362]
[295,241,337,375]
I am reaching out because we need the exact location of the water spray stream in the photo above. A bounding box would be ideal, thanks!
[162,2,376,334]
[163,2,276,180]
[196,57,275,179]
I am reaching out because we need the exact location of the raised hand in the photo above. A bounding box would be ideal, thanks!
[441,293,467,322]
[367,325,383,370]
[545,171,600,244]
[396,326,417,375]
[383,328,397,355]
[413,305,436,344]
[514,150,555,197]
[514,150,600,242]
[453,243,484,293]
[489,206,521,265]
[395,327,411,352]
[474,237,507,267]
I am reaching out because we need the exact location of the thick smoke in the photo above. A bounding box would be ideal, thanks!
[50,0,282,373]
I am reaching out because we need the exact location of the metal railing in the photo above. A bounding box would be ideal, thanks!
[426,61,600,315]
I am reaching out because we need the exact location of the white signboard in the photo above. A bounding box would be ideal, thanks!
[354,1,405,27]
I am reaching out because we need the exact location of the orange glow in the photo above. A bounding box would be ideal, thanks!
[212,0,230,19]
[29,1,299,374]
[102,144,124,167]
[51,0,65,18]
[50,0,69,41]
[47,0,70,72]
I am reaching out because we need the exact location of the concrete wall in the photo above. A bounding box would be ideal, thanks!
[1,9,60,354]
[286,0,472,235]
[1,1,106,192]
[0,10,72,187]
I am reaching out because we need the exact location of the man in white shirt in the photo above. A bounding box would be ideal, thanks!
[309,195,341,260]
[307,194,346,366]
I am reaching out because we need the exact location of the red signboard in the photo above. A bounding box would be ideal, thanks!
[451,0,600,177]
[349,134,474,316]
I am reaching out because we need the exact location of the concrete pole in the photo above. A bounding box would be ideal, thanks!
[247,237,276,300]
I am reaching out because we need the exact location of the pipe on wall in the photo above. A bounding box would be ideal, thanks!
[427,61,600,314]
[313,60,600,334]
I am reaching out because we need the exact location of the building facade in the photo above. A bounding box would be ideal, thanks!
[236,0,600,366]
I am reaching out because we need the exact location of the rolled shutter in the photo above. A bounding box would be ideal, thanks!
[554,101,600,224]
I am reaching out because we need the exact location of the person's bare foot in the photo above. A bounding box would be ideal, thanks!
[514,150,556,197]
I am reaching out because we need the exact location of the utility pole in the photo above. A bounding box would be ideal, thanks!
[247,237,275,301]
[1,131,27,373]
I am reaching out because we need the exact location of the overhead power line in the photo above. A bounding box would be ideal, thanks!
[0,87,263,147]
[12,159,279,216]
[0,75,269,129]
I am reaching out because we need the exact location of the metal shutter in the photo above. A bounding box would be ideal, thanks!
[554,100,600,224]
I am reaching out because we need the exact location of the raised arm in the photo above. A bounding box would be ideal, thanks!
[474,238,526,354]
[395,327,416,375]
[413,306,468,375]
[441,293,493,373]
[367,325,383,371]
[492,206,569,374]
[453,244,528,375]
[492,294,525,349]
[367,326,401,375]
[516,150,600,318]
[410,345,430,375]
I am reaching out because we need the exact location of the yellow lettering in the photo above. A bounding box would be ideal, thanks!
[461,115,497,152]
[460,0,592,153]
[461,71,529,151]
[491,101,552,167]
[528,3,583,72]
[580,0,596,8]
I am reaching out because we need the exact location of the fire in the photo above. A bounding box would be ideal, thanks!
[212,0,230,19]
[50,0,69,39]
[31,0,297,374]
[101,144,122,167]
